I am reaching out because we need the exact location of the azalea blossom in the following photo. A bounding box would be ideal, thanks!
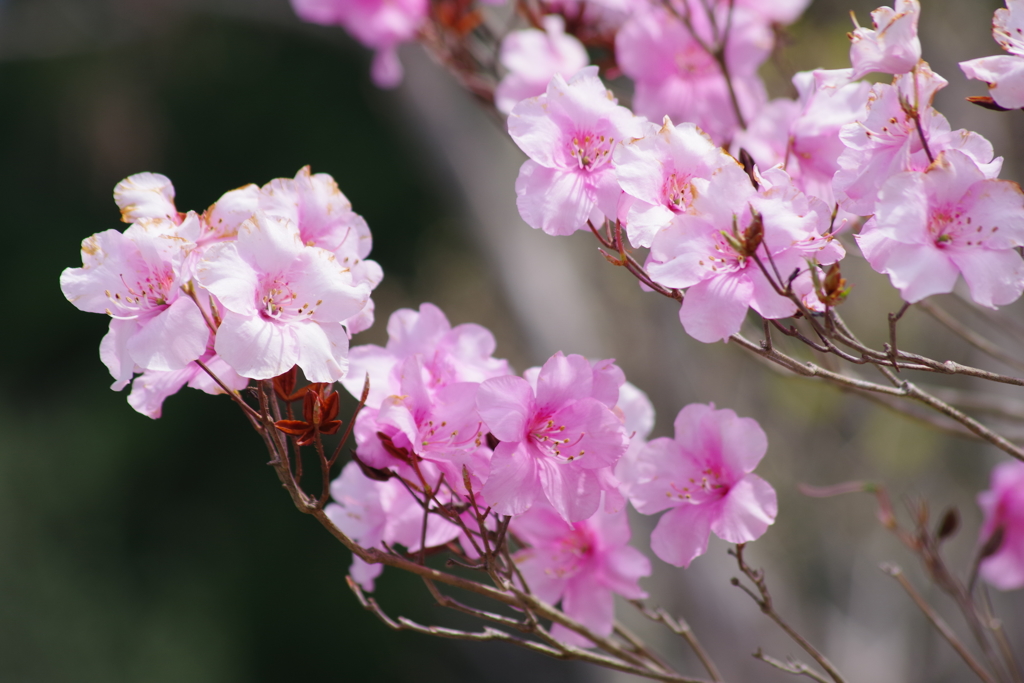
[615,117,753,249]
[961,0,1024,110]
[196,211,370,381]
[619,403,777,567]
[326,461,462,591]
[848,0,921,79]
[616,2,771,144]
[856,149,1024,307]
[512,502,650,646]
[60,214,210,389]
[289,0,427,87]
[647,167,845,343]
[977,461,1024,591]
[477,352,628,522]
[508,67,643,236]
[495,15,590,115]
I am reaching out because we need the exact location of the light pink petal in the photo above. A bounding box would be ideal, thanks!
[477,375,534,442]
[293,320,347,382]
[127,298,208,372]
[601,545,650,600]
[349,557,384,592]
[214,311,298,380]
[538,458,601,523]
[859,237,959,303]
[100,318,138,390]
[342,344,398,404]
[710,474,778,544]
[114,172,178,224]
[235,212,303,274]
[650,503,715,568]
[747,265,798,321]
[515,161,594,236]
[371,48,404,88]
[508,95,566,168]
[516,553,567,606]
[948,248,1024,308]
[483,441,540,516]
[716,411,769,475]
[205,184,259,241]
[127,366,195,419]
[536,352,594,408]
[195,243,259,316]
[678,274,754,343]
[559,576,614,645]
[961,55,1024,110]
[289,248,370,323]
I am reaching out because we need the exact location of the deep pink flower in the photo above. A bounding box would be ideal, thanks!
[495,15,590,115]
[508,67,643,236]
[326,461,461,591]
[619,403,777,567]
[616,2,771,145]
[60,215,210,389]
[615,117,753,249]
[512,502,650,646]
[289,0,427,87]
[647,167,845,343]
[978,461,1024,591]
[856,149,1024,307]
[196,211,370,381]
[961,1,1024,110]
[477,352,628,523]
[849,0,921,79]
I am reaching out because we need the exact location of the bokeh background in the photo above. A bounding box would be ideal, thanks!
[3,0,1023,680]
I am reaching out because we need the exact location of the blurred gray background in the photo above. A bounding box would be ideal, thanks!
[3,0,1023,680]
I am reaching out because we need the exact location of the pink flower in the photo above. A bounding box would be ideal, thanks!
[856,149,1024,307]
[495,15,590,115]
[259,166,383,334]
[326,461,461,591]
[835,65,1002,217]
[848,0,921,79]
[196,211,370,381]
[961,0,1024,110]
[619,403,777,567]
[60,215,210,389]
[508,67,644,236]
[289,0,427,87]
[614,117,753,248]
[512,502,650,646]
[647,167,844,343]
[616,2,771,145]
[114,173,182,225]
[477,352,629,523]
[127,335,249,419]
[978,461,1024,591]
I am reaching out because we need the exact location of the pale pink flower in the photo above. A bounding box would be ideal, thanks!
[835,65,1002,216]
[114,172,182,225]
[495,15,590,115]
[509,67,643,236]
[326,461,462,591]
[856,149,1024,307]
[512,502,650,646]
[127,335,249,419]
[619,403,777,567]
[849,0,921,79]
[977,461,1024,591]
[731,0,810,26]
[259,166,383,334]
[60,215,210,389]
[196,211,370,381]
[615,117,753,248]
[616,2,771,144]
[961,0,1024,110]
[647,167,844,343]
[289,0,427,87]
[477,352,629,523]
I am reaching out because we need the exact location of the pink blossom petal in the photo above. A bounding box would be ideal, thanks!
[195,243,260,316]
[536,352,594,409]
[477,375,534,442]
[601,546,651,600]
[349,557,384,592]
[650,503,715,568]
[292,320,348,382]
[948,248,1024,308]
[961,55,1024,110]
[371,47,404,88]
[127,366,194,419]
[215,311,298,380]
[537,458,602,522]
[100,319,138,390]
[114,172,178,224]
[678,275,754,343]
[126,297,208,372]
[482,441,540,516]
[515,161,594,236]
[710,474,778,543]
[558,576,614,646]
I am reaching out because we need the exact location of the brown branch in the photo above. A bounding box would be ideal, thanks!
[753,650,832,683]
[630,600,723,682]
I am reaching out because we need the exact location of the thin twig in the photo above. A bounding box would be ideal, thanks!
[753,650,831,683]
[630,600,723,682]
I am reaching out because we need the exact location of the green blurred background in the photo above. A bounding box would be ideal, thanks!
[3,0,1022,681]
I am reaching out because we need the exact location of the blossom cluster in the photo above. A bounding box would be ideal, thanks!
[329,302,778,638]
[60,167,381,417]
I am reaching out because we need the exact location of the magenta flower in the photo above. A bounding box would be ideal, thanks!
[508,67,643,237]
[326,461,461,591]
[477,352,629,523]
[961,1,1024,110]
[978,461,1024,591]
[196,211,370,381]
[495,15,590,115]
[289,0,427,87]
[512,503,650,647]
[619,403,777,568]
[856,149,1024,307]
[614,117,753,248]
[616,2,771,145]
[849,0,921,79]
[647,167,844,343]
[60,216,210,389]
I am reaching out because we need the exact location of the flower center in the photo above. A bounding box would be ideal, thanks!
[544,527,595,579]
[107,266,175,313]
[663,171,695,211]
[568,132,614,172]
[928,207,995,249]
[668,466,729,504]
[258,275,319,321]
[530,416,585,462]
